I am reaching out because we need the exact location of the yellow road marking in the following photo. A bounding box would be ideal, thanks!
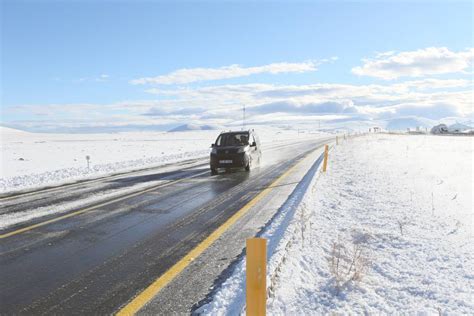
[116,148,321,316]
[0,171,208,239]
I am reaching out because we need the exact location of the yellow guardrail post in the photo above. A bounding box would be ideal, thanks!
[246,238,267,316]
[322,144,329,172]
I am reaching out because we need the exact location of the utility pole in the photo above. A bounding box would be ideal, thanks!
[242,104,246,130]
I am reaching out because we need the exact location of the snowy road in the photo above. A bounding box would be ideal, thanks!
[0,136,331,314]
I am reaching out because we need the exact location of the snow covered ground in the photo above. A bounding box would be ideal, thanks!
[0,126,321,193]
[202,134,473,314]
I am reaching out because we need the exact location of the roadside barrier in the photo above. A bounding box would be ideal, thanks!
[246,238,267,316]
[245,145,333,315]
[322,144,329,172]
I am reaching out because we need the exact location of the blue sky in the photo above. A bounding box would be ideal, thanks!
[1,1,473,132]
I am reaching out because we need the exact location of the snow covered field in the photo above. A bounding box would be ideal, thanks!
[0,126,320,193]
[203,134,473,314]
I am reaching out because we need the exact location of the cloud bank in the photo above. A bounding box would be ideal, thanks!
[352,47,474,80]
[7,76,472,132]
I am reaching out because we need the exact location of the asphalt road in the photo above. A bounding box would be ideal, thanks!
[0,137,331,314]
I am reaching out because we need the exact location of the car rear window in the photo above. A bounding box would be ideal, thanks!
[216,133,249,146]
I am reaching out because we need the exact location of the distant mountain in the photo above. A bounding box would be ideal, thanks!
[1,124,179,134]
[448,122,472,132]
[385,117,433,131]
[168,124,221,132]
[0,126,32,136]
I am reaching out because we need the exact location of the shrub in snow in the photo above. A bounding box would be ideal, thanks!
[328,237,371,294]
[397,220,405,236]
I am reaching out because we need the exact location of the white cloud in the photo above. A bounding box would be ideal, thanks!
[390,78,470,91]
[245,113,349,125]
[75,74,111,83]
[98,74,109,80]
[130,60,328,85]
[352,47,474,80]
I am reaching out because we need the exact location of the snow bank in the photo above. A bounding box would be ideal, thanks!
[203,134,473,314]
[0,129,216,193]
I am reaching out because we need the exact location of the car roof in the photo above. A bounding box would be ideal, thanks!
[220,131,250,135]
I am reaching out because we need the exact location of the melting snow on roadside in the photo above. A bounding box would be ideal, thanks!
[201,134,473,314]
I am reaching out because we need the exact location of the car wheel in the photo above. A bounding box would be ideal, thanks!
[245,160,251,172]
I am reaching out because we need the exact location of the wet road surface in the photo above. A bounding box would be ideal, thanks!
[0,137,330,314]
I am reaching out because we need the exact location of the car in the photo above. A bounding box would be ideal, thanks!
[210,130,261,175]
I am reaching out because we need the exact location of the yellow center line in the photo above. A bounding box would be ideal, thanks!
[116,147,323,316]
[0,170,208,239]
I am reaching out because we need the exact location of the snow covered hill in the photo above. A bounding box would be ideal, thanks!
[0,126,32,137]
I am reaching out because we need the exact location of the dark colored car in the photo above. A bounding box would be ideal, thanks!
[210,130,261,175]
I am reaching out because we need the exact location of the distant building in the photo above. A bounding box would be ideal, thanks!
[369,127,381,133]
